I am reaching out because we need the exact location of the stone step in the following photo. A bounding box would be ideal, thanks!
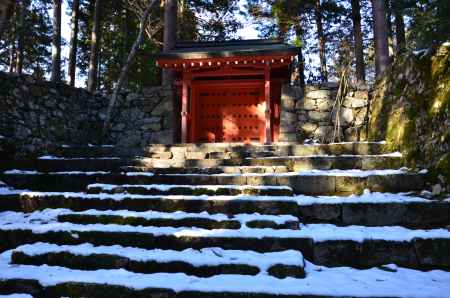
[0,192,297,215]
[120,165,289,174]
[143,142,390,157]
[10,243,305,278]
[296,194,450,229]
[56,209,300,230]
[248,154,403,170]
[125,154,403,171]
[49,144,118,158]
[1,255,449,298]
[87,183,294,196]
[2,157,126,172]
[2,191,447,229]
[0,169,426,194]
[1,217,449,269]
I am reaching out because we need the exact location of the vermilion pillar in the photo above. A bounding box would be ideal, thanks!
[264,64,272,144]
[181,73,190,143]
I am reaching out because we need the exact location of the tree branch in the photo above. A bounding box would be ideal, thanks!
[102,0,158,135]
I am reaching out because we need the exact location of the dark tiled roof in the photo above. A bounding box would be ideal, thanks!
[157,39,299,60]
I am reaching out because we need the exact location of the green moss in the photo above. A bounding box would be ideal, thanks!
[369,44,450,187]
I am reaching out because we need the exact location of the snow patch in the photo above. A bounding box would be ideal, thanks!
[13,243,303,270]
[1,210,449,242]
[0,249,449,297]
[87,183,293,192]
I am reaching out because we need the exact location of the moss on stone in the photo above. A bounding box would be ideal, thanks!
[369,43,450,188]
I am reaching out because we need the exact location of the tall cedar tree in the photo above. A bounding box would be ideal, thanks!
[15,0,27,74]
[0,0,14,41]
[68,0,80,86]
[162,0,177,86]
[315,0,327,82]
[350,0,365,84]
[87,0,101,92]
[51,0,62,82]
[371,0,390,77]
[393,0,405,53]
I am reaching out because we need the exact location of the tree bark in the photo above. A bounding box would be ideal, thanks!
[15,0,26,74]
[68,0,80,87]
[293,22,305,89]
[351,0,365,85]
[103,0,158,134]
[87,0,102,93]
[51,0,62,82]
[162,0,177,86]
[393,0,405,53]
[0,0,14,41]
[315,0,327,82]
[371,0,390,77]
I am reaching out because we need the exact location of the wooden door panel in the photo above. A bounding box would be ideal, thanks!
[193,82,265,143]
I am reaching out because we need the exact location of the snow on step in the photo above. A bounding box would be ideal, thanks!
[58,209,299,226]
[2,187,445,204]
[87,183,293,195]
[250,151,403,159]
[294,190,434,205]
[38,156,121,160]
[1,210,449,242]
[0,250,449,297]
[0,295,33,298]
[13,242,304,273]
[3,170,111,175]
[163,168,425,177]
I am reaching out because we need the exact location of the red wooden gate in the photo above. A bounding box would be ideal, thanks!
[192,81,266,143]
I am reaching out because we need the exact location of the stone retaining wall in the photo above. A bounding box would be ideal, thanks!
[0,72,173,156]
[279,84,370,143]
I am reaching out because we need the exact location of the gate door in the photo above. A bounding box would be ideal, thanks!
[192,81,265,143]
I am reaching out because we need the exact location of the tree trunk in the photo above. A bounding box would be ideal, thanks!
[385,0,393,42]
[8,4,16,73]
[103,0,158,134]
[314,1,327,82]
[15,0,26,74]
[51,0,62,82]
[293,22,305,89]
[162,0,177,86]
[371,0,390,77]
[393,0,405,53]
[68,0,80,87]
[315,0,327,82]
[0,0,14,41]
[87,0,102,93]
[351,0,365,85]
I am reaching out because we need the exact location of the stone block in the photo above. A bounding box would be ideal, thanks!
[342,203,407,226]
[413,238,450,269]
[360,240,418,268]
[316,98,335,111]
[335,176,366,193]
[313,240,361,267]
[332,107,354,125]
[343,96,368,108]
[297,97,316,110]
[308,111,329,122]
[306,89,331,99]
[298,204,341,224]
[299,123,318,134]
[288,175,336,195]
[367,174,425,192]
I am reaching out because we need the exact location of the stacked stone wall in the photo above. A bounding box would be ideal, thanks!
[0,72,173,157]
[279,84,370,143]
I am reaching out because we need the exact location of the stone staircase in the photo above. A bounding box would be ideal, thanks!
[0,142,449,297]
